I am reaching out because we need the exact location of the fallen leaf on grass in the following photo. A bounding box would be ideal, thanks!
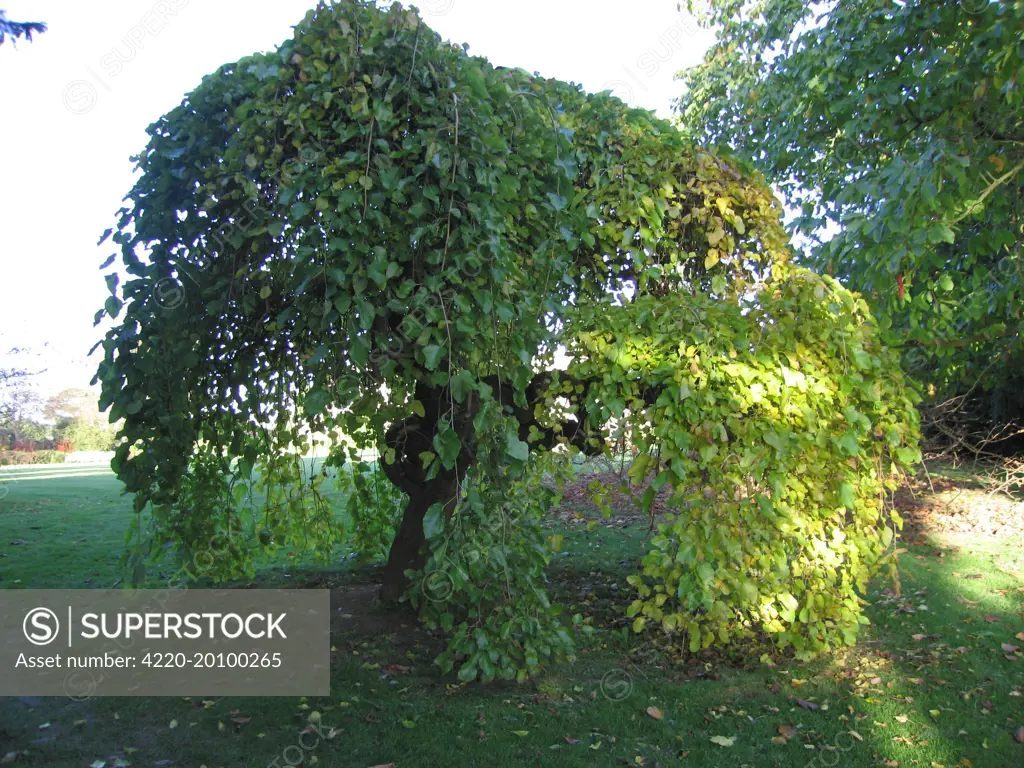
[646,706,663,720]
[37,723,50,730]
[367,764,396,768]
[512,730,529,737]
[710,736,735,747]
[230,716,251,725]
[778,725,798,741]
[1014,726,1024,744]
[564,736,580,744]
[771,736,787,744]
[929,709,941,719]
[0,754,19,766]
[401,720,416,728]
[894,715,909,724]
[1001,643,1020,654]
[849,730,863,741]
[89,762,106,768]
[912,634,927,641]
[796,699,819,711]
[983,615,1000,624]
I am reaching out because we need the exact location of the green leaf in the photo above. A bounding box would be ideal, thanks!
[303,388,330,417]
[104,296,122,319]
[628,453,653,484]
[423,502,444,539]
[422,344,445,371]
[640,486,656,516]
[839,482,856,509]
[696,562,715,586]
[837,432,860,456]
[466,65,490,100]
[546,193,568,210]
[434,427,461,469]
[505,433,529,462]
[449,369,475,403]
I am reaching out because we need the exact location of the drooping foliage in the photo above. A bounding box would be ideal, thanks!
[0,9,47,46]
[94,0,919,678]
[679,0,1024,425]
[571,273,917,658]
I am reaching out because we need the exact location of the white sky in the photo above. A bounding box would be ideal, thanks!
[0,0,714,399]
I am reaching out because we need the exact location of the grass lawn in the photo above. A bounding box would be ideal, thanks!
[1,463,1023,767]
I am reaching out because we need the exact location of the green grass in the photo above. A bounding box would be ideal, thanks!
[1,464,1023,767]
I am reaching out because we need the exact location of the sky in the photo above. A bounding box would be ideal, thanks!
[0,0,715,400]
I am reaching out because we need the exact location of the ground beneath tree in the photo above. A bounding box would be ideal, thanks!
[894,473,1024,544]
[301,466,1024,664]
[556,465,1024,544]
[3,461,1024,766]
[555,469,670,526]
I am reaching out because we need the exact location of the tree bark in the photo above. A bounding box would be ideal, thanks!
[376,381,464,602]
[375,371,603,602]
[378,473,458,602]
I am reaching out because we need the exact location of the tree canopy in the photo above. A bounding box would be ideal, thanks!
[679,0,1024,426]
[0,9,46,45]
[95,0,920,679]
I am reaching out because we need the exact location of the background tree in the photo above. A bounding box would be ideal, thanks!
[95,0,919,678]
[44,388,106,426]
[678,0,1024,439]
[45,388,116,451]
[0,346,46,450]
[0,9,46,45]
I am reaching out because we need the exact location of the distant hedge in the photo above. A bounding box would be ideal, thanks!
[0,451,66,466]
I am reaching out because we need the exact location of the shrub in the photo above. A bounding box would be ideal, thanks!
[0,450,67,466]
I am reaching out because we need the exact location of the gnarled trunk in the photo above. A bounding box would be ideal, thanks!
[375,372,600,602]
[379,473,459,602]
[376,381,467,603]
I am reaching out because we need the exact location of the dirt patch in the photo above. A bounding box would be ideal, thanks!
[556,470,671,525]
[894,475,1024,543]
[562,465,1024,546]
[329,583,416,638]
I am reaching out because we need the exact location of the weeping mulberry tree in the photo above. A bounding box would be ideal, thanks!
[95,1,920,679]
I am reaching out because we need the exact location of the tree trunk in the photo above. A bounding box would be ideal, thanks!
[379,491,429,602]
[374,371,601,602]
[378,473,459,602]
